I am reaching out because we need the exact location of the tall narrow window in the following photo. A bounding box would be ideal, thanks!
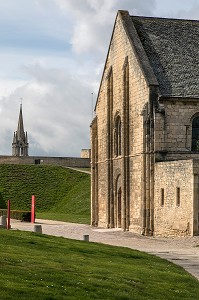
[176,187,180,206]
[192,115,199,151]
[115,115,121,156]
[161,188,164,206]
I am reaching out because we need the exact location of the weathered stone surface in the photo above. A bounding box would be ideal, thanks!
[154,160,197,237]
[91,10,199,237]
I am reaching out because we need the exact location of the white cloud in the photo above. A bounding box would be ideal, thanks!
[155,0,199,18]
[55,0,156,59]
[0,0,198,157]
[176,5,199,19]
[0,64,92,156]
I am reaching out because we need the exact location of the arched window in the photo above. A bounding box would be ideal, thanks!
[115,115,121,156]
[192,116,199,151]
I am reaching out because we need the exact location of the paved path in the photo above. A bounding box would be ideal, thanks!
[64,167,91,175]
[11,219,199,281]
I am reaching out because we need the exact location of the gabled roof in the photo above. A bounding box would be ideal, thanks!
[94,11,199,113]
[131,16,199,98]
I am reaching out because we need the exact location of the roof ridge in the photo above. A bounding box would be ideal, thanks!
[119,11,158,87]
[131,15,199,23]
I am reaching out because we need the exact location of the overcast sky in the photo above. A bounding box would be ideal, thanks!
[0,0,199,157]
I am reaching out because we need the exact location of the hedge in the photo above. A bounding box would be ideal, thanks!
[0,209,31,222]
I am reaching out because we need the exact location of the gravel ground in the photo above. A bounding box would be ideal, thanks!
[11,219,199,281]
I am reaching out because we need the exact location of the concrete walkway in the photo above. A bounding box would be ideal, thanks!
[11,219,199,281]
[64,167,91,175]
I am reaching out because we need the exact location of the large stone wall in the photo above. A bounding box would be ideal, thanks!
[92,11,150,232]
[163,100,199,152]
[0,155,90,168]
[155,98,199,161]
[154,160,196,237]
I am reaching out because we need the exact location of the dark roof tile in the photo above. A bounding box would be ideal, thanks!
[131,16,199,97]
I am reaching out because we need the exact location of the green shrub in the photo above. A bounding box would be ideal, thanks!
[0,209,31,222]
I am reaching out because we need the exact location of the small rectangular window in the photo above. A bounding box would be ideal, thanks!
[161,188,164,206]
[35,159,40,165]
[176,187,180,206]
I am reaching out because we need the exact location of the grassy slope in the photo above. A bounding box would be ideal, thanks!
[0,165,90,224]
[0,229,199,300]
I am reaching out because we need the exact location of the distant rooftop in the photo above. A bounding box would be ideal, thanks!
[131,16,199,98]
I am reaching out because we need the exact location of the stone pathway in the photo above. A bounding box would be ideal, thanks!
[11,219,199,281]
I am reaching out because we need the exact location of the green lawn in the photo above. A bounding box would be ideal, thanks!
[0,229,199,300]
[36,212,89,224]
[0,165,90,224]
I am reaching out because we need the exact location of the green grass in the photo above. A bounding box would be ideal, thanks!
[0,229,199,300]
[36,212,89,224]
[0,165,90,224]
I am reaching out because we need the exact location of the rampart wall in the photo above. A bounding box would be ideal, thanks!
[0,155,90,168]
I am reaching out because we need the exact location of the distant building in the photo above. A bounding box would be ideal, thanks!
[12,104,29,156]
[81,149,91,159]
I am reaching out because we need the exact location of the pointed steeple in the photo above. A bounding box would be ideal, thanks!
[12,104,29,156]
[17,104,25,141]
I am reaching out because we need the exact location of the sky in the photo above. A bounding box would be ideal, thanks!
[0,0,199,157]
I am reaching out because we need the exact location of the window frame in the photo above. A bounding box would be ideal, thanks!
[191,115,199,151]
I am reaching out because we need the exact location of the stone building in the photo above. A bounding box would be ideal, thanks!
[91,11,199,237]
[81,149,91,159]
[12,104,29,156]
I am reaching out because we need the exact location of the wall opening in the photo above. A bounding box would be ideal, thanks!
[117,187,122,228]
[161,188,164,206]
[176,187,180,206]
[114,115,122,157]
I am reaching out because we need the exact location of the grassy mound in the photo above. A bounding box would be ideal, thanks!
[0,229,199,300]
[0,164,90,224]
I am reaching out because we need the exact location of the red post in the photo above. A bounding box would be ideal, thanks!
[31,195,36,223]
[7,200,11,230]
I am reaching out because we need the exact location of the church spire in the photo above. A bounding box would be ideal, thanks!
[17,104,25,141]
[12,104,29,156]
